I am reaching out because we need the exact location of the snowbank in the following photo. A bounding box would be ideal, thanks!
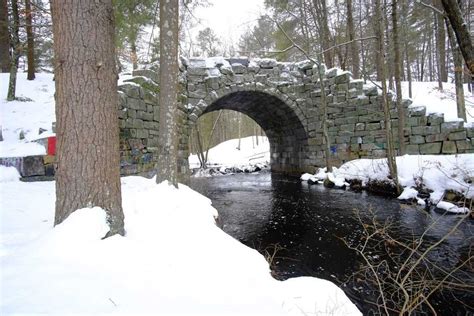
[302,154,473,214]
[0,176,360,315]
[0,166,20,182]
[189,136,270,170]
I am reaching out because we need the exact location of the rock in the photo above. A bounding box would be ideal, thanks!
[231,63,246,74]
[19,130,25,140]
[257,58,277,69]
[227,58,249,67]
[442,141,457,154]
[323,177,335,188]
[419,142,442,154]
[441,121,463,133]
[335,72,351,84]
[21,155,45,177]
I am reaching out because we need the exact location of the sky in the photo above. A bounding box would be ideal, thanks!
[190,0,266,48]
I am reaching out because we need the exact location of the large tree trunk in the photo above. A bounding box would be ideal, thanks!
[446,18,467,121]
[156,0,179,186]
[392,0,405,155]
[441,0,474,76]
[51,0,124,237]
[25,0,35,80]
[0,0,10,72]
[7,0,19,101]
[346,0,360,78]
[375,0,399,195]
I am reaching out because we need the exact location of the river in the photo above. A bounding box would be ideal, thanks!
[190,172,474,315]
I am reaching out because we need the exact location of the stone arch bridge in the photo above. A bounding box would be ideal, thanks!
[117,57,473,181]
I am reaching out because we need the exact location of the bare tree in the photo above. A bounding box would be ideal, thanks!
[51,0,125,237]
[7,0,20,101]
[392,0,406,155]
[0,0,10,72]
[156,0,179,186]
[446,19,467,121]
[375,0,399,192]
[25,0,35,80]
[346,0,360,78]
[441,0,474,76]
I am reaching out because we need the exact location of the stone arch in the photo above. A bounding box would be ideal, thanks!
[190,89,310,174]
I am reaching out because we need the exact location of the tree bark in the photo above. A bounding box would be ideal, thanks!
[7,0,19,101]
[0,0,10,72]
[441,0,474,76]
[156,0,179,186]
[51,0,124,237]
[401,0,412,98]
[446,18,467,121]
[346,0,360,78]
[25,0,35,80]
[392,0,405,155]
[375,0,399,194]
[435,0,447,83]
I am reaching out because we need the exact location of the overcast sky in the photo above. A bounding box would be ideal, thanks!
[190,0,266,46]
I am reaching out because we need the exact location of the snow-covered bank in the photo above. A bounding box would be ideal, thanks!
[0,172,360,315]
[0,73,56,157]
[301,154,473,214]
[189,136,270,174]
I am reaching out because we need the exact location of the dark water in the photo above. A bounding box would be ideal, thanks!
[190,172,474,315]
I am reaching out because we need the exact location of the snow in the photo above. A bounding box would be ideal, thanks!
[0,176,360,315]
[0,166,20,182]
[189,136,270,170]
[0,73,55,157]
[403,81,474,123]
[302,154,473,214]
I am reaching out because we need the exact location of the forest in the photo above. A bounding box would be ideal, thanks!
[2,0,473,151]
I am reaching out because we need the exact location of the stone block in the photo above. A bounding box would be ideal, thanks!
[355,123,365,131]
[408,106,426,117]
[427,113,444,126]
[364,86,378,96]
[335,72,351,84]
[442,141,457,154]
[411,125,440,135]
[456,140,472,152]
[409,135,425,144]
[441,121,463,133]
[406,144,420,154]
[425,133,447,143]
[419,142,441,154]
[448,130,467,141]
[366,122,381,130]
[21,156,45,177]
[231,63,246,74]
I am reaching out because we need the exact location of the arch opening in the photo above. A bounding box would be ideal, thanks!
[199,91,309,174]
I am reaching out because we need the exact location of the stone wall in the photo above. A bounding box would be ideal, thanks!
[118,69,190,181]
[117,58,473,178]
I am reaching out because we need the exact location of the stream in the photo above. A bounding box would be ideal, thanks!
[190,172,474,315]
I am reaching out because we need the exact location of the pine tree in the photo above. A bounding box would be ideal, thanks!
[51,0,125,236]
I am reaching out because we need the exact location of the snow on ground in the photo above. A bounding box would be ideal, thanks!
[189,136,270,169]
[0,172,360,315]
[401,81,474,124]
[0,73,55,157]
[301,154,473,214]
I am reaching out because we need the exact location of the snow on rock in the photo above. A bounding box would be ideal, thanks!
[1,176,360,315]
[436,201,470,214]
[300,173,313,181]
[302,154,473,211]
[397,187,419,200]
[0,166,21,182]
